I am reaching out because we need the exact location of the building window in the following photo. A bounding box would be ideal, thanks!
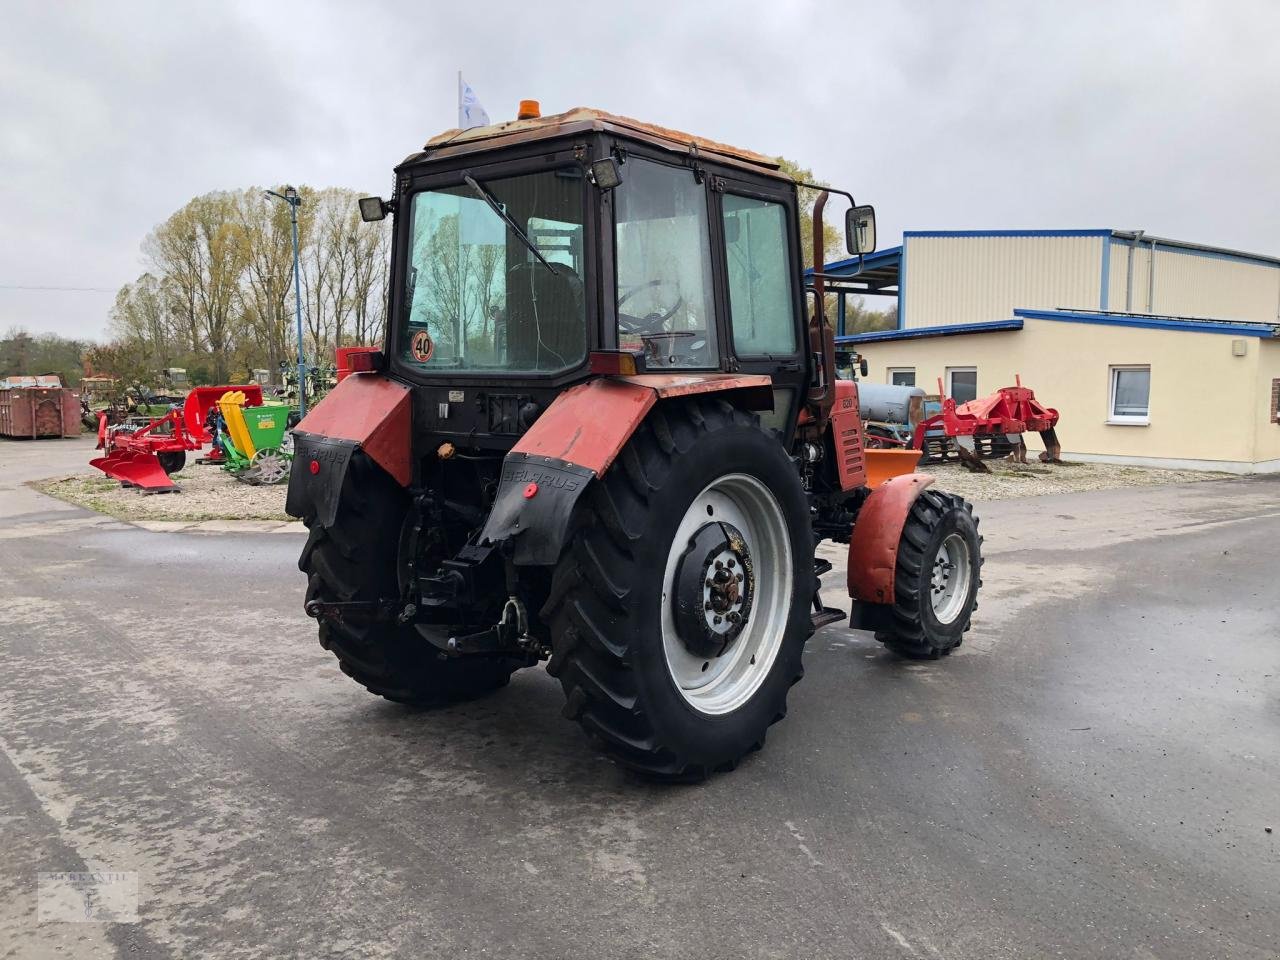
[1109,365,1151,424]
[946,367,978,404]
[888,367,916,387]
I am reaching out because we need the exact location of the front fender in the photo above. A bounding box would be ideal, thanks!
[847,472,935,605]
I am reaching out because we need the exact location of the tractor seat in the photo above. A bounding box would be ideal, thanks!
[506,264,584,371]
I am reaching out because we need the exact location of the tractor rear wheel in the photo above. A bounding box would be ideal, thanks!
[876,490,982,659]
[298,452,522,706]
[544,400,814,779]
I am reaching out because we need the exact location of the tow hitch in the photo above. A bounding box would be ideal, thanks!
[305,596,549,661]
[304,599,417,625]
[445,597,550,660]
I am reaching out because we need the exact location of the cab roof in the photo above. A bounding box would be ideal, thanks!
[415,106,789,182]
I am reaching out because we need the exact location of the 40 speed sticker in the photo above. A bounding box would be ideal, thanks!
[409,330,434,363]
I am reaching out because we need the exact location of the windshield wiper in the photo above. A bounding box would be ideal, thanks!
[462,174,560,276]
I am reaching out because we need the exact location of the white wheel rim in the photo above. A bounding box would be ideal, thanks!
[930,532,971,624]
[661,473,793,716]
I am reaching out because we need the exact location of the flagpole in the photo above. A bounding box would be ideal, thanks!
[457,69,463,128]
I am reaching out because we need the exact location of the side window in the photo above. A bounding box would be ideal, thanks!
[722,194,798,356]
[614,159,717,369]
[889,367,916,387]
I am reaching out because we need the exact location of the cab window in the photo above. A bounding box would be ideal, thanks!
[401,168,587,373]
[722,193,797,356]
[614,159,718,369]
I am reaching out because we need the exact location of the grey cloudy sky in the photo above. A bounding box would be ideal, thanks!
[2,0,1277,341]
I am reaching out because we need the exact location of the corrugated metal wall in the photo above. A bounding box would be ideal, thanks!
[1107,240,1280,322]
[902,234,1104,329]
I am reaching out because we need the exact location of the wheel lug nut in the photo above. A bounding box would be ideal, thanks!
[736,574,743,582]
[705,578,714,587]
[727,558,735,568]
[705,601,713,610]
[713,615,722,625]
[714,560,723,570]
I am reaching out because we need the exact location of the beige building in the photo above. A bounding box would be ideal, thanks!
[823,231,1280,472]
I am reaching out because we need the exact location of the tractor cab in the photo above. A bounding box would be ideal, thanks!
[288,105,981,781]
[358,106,872,447]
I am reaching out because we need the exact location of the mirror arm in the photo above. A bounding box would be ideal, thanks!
[807,190,836,414]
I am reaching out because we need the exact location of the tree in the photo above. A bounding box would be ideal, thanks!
[82,339,151,388]
[125,185,390,382]
[145,203,205,355]
[237,188,297,372]
[189,192,248,381]
[776,157,843,275]
[0,328,35,377]
[0,328,88,385]
[843,296,897,334]
[348,214,389,346]
[108,273,173,371]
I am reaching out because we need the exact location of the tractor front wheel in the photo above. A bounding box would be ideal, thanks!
[544,400,814,779]
[876,490,982,659]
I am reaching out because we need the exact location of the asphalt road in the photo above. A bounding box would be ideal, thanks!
[3,437,1279,959]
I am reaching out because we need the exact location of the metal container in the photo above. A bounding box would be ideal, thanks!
[0,381,82,438]
[857,382,926,426]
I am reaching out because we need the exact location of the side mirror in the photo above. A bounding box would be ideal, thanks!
[845,204,876,255]
[359,196,387,222]
[860,356,869,378]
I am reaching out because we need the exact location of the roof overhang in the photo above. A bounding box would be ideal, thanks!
[836,319,1022,345]
[806,246,901,298]
[1015,308,1280,338]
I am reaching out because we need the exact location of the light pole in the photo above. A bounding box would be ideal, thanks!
[266,186,307,417]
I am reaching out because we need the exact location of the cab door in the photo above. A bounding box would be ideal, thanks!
[710,176,808,439]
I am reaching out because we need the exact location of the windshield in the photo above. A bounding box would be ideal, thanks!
[400,167,587,373]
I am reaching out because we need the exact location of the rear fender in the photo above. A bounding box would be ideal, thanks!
[480,374,772,565]
[285,373,411,526]
[847,472,935,606]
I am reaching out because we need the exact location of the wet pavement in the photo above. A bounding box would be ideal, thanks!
[2,437,1278,959]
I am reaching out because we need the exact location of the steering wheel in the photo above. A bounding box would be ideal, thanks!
[618,279,685,335]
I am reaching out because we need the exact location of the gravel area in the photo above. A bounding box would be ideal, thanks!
[33,454,1235,523]
[920,458,1234,501]
[35,463,290,522]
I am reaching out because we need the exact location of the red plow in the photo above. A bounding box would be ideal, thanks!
[92,385,263,491]
[911,376,1061,472]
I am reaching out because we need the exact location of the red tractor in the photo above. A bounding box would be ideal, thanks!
[286,106,982,778]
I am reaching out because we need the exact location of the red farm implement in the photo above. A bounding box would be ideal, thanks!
[91,384,264,491]
[911,376,1061,472]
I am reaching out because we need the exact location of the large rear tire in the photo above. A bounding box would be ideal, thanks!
[544,400,814,780]
[877,490,982,659]
[298,452,522,706]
